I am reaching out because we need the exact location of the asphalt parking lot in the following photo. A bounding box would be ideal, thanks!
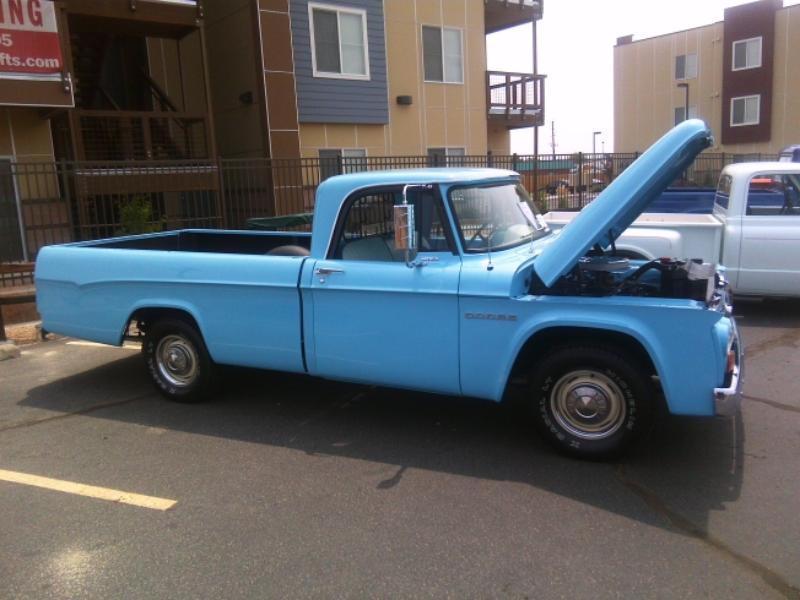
[1,300,799,599]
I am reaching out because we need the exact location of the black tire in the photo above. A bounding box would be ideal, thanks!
[528,344,654,459]
[143,318,217,403]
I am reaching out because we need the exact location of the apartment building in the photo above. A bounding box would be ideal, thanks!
[0,0,544,262]
[204,0,545,161]
[614,0,800,154]
[0,0,216,263]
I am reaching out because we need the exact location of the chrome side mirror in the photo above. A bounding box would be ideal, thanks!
[394,186,418,264]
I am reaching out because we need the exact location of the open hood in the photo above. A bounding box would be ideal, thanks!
[533,120,713,287]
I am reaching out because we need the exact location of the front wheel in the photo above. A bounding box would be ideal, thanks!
[143,318,217,403]
[528,345,654,459]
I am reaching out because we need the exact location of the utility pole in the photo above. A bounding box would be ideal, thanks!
[550,121,556,158]
[532,8,539,200]
[592,131,602,190]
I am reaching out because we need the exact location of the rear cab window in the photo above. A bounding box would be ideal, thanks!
[746,172,800,216]
[714,174,732,212]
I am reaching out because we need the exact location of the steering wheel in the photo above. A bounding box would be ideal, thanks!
[467,224,492,247]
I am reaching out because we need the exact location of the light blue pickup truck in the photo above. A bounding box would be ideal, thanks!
[35,121,742,458]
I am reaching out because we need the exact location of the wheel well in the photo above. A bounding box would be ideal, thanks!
[125,307,201,341]
[510,326,658,381]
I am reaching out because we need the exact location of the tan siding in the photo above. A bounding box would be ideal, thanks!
[615,6,800,154]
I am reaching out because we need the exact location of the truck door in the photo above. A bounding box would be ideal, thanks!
[737,171,800,295]
[305,185,462,395]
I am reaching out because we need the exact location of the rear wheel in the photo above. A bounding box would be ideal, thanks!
[143,318,217,403]
[528,345,654,459]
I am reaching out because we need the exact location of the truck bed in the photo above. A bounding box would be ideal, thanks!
[84,229,311,255]
[35,229,312,373]
[544,211,723,263]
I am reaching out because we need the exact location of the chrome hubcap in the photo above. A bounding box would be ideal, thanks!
[156,335,199,388]
[550,370,626,440]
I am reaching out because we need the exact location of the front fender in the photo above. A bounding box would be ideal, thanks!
[459,295,722,416]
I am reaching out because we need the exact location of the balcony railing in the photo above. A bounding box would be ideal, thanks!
[68,110,211,161]
[486,71,545,129]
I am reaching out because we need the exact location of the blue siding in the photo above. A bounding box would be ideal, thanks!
[291,0,389,124]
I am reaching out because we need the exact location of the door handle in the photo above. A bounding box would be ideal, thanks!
[314,267,345,276]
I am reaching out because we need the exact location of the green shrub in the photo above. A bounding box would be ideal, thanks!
[117,196,164,236]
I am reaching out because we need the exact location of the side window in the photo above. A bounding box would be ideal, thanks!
[746,173,800,216]
[332,188,453,261]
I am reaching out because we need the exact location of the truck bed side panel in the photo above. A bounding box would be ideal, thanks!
[36,246,307,373]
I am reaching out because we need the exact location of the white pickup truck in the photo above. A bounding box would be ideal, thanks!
[545,162,800,297]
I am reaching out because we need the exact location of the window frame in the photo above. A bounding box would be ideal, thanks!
[308,2,371,81]
[326,184,459,260]
[730,94,761,127]
[421,24,464,85]
[731,36,762,72]
[427,147,466,167]
[318,147,368,181]
[675,53,698,80]
[673,105,697,125]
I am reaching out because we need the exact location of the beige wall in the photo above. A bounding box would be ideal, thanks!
[0,109,54,161]
[614,23,725,153]
[299,0,495,158]
[615,4,800,155]
[771,6,800,154]
[487,123,510,155]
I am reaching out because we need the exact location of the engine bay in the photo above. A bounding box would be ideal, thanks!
[531,254,718,302]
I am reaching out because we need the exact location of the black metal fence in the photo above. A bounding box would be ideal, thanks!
[0,150,780,265]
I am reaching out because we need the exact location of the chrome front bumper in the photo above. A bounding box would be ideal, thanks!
[714,323,743,416]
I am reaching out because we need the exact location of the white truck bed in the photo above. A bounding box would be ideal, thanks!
[544,211,724,263]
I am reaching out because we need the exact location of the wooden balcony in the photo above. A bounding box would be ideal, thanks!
[486,71,545,129]
[62,0,202,38]
[65,110,212,161]
[484,0,543,34]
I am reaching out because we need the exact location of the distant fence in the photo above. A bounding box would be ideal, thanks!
[0,150,780,266]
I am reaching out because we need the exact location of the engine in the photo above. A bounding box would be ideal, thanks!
[531,255,718,302]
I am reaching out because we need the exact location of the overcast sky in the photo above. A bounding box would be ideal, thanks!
[487,0,800,154]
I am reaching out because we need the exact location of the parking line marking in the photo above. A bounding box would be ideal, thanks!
[0,469,177,511]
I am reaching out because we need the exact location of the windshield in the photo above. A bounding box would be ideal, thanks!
[449,183,550,253]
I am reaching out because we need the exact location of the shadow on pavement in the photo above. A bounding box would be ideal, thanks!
[734,297,800,329]
[20,351,743,537]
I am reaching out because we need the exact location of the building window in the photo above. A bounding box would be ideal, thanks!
[675,54,697,80]
[422,26,463,83]
[428,147,466,166]
[730,95,760,127]
[732,37,762,71]
[674,106,697,125]
[309,3,369,79]
[319,148,368,180]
